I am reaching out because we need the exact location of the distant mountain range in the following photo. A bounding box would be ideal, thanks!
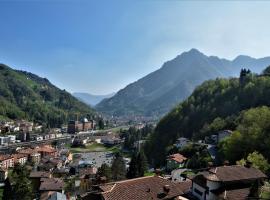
[96,49,270,117]
[0,64,95,126]
[73,92,115,106]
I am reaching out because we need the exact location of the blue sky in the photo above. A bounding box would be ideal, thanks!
[0,1,270,94]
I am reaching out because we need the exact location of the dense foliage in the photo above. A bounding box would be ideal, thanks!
[0,64,95,127]
[145,67,270,166]
[127,151,148,178]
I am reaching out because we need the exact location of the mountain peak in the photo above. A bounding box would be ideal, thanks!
[180,48,206,58]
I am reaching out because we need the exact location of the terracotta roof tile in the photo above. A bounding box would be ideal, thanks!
[39,178,64,191]
[167,154,187,163]
[101,176,187,200]
[207,165,267,182]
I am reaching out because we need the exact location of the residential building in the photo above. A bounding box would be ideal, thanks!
[166,154,187,171]
[79,167,97,192]
[40,191,67,200]
[36,145,57,157]
[217,130,232,143]
[81,176,191,200]
[39,178,65,193]
[31,152,41,164]
[101,136,122,146]
[7,135,16,143]
[30,171,52,193]
[175,137,190,149]
[0,137,10,145]
[12,153,28,165]
[67,120,83,134]
[0,155,14,169]
[191,165,267,200]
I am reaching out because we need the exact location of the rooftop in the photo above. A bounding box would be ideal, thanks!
[167,154,187,163]
[100,176,189,200]
[206,165,267,182]
[39,178,64,191]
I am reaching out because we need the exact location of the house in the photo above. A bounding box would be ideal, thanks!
[40,191,67,200]
[36,145,57,157]
[0,168,8,182]
[67,120,83,134]
[190,165,267,200]
[59,148,72,164]
[30,171,52,192]
[101,136,122,146]
[38,156,63,172]
[7,135,16,143]
[81,176,191,200]
[12,153,28,165]
[79,167,98,191]
[0,155,14,169]
[166,154,187,171]
[217,130,232,143]
[175,137,190,149]
[39,178,65,193]
[0,137,10,145]
[31,152,41,164]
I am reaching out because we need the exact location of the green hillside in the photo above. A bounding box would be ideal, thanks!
[145,67,270,166]
[0,64,95,127]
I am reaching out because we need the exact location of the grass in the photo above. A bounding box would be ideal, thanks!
[144,172,155,177]
[69,142,121,153]
[261,182,270,199]
[0,188,3,199]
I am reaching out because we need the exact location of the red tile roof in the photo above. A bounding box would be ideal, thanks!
[0,155,13,161]
[101,176,187,200]
[167,154,187,163]
[30,171,51,178]
[39,178,64,191]
[206,165,267,182]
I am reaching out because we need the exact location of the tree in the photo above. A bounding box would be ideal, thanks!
[98,119,105,130]
[137,151,148,177]
[3,177,12,200]
[12,164,33,200]
[111,153,126,181]
[97,163,112,182]
[126,154,138,179]
[263,65,270,75]
[127,151,148,179]
[237,151,270,174]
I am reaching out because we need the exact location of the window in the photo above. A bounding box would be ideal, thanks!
[194,188,203,196]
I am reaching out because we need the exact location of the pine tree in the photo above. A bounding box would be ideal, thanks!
[3,177,13,200]
[97,163,112,182]
[126,154,138,179]
[111,153,126,181]
[137,151,148,177]
[12,164,33,200]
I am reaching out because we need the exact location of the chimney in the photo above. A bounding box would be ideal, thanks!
[223,160,229,166]
[163,185,170,195]
[154,169,162,176]
[245,161,252,168]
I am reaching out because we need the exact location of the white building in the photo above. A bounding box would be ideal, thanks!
[217,130,232,143]
[191,165,267,200]
[0,137,10,145]
[175,137,190,149]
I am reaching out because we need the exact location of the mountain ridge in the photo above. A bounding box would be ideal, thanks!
[0,64,95,127]
[73,92,115,106]
[96,49,270,117]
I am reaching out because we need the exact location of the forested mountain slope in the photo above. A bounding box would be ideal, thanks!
[145,67,270,166]
[96,49,270,117]
[0,64,95,127]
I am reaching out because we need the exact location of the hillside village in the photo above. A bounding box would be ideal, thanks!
[0,115,269,200]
